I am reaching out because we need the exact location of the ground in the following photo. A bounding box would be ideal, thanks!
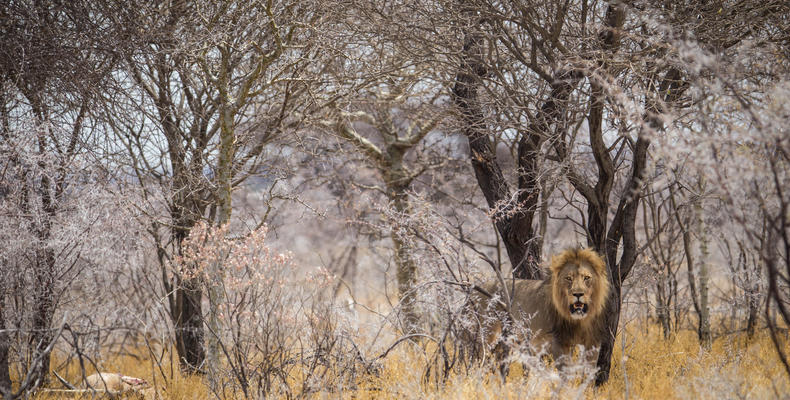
[31,323,789,399]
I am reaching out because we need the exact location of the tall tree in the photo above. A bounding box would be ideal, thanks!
[450,0,692,383]
[0,0,116,392]
[103,0,322,372]
[326,86,444,333]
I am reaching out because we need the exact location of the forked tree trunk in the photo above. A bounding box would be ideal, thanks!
[452,8,577,280]
[333,99,435,334]
[594,65,685,385]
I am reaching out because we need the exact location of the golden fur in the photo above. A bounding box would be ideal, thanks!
[468,248,610,363]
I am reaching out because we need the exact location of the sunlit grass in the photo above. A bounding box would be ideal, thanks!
[31,323,789,399]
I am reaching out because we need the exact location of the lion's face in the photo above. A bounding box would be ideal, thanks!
[555,263,597,320]
[550,248,609,324]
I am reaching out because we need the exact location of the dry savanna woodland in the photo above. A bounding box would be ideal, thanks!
[1,0,789,399]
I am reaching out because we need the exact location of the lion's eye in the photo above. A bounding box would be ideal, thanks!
[564,276,572,282]
[584,276,591,282]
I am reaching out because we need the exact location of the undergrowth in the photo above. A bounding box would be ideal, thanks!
[33,324,789,399]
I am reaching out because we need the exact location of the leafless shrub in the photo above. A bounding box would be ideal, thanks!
[175,222,373,399]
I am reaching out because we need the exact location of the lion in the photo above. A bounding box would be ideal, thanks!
[466,248,610,366]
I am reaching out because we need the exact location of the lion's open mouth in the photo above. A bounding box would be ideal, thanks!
[570,301,588,318]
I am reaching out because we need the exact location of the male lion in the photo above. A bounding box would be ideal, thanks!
[467,248,610,366]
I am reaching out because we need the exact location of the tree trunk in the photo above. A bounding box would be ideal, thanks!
[174,276,205,372]
[452,28,537,278]
[671,182,712,349]
[28,144,59,387]
[694,195,712,350]
[30,247,56,387]
[594,132,649,386]
[386,156,419,333]
[656,280,671,340]
[0,282,11,396]
[392,207,419,334]
[169,196,206,373]
[207,76,236,373]
[594,65,685,385]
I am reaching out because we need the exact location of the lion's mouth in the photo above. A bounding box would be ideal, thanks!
[570,302,588,318]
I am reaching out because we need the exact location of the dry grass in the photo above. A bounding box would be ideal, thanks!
[32,323,789,399]
[345,326,788,400]
[596,325,789,399]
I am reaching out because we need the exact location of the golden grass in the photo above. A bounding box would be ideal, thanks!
[31,323,789,399]
[596,325,790,399]
[347,324,790,400]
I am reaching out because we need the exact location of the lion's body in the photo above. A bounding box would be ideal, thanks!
[468,248,610,363]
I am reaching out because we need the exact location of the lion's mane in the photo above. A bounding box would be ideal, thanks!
[468,247,610,362]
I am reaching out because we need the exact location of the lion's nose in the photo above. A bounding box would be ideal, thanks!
[573,293,584,299]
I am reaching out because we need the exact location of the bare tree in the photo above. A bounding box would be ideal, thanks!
[642,181,684,339]
[720,232,764,339]
[447,0,790,383]
[0,1,118,394]
[650,0,789,376]
[324,85,444,332]
[669,180,712,349]
[101,0,324,372]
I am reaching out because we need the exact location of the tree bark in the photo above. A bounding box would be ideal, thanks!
[0,281,11,396]
[391,185,419,333]
[694,192,712,350]
[170,200,206,373]
[174,274,206,373]
[594,134,647,386]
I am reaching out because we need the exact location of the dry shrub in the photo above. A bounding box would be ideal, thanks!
[177,223,370,399]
